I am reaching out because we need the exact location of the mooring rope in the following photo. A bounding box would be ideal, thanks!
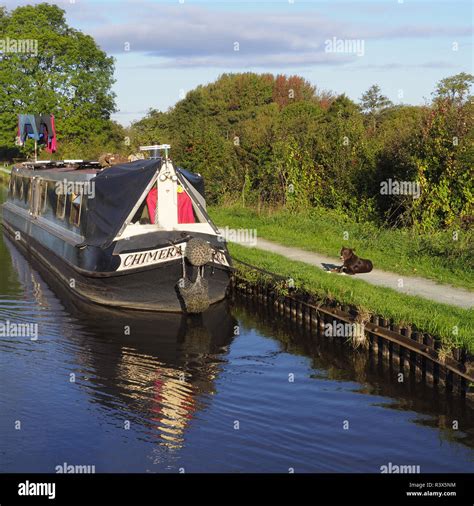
[229,257,288,281]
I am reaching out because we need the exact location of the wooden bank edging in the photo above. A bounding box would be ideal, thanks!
[229,273,474,399]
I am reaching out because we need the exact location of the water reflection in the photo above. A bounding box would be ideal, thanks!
[2,234,237,452]
[233,301,474,451]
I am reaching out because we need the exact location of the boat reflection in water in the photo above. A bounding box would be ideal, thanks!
[4,233,237,452]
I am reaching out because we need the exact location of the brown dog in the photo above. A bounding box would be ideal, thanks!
[334,247,373,275]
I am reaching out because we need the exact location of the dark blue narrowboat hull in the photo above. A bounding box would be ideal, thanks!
[2,204,232,312]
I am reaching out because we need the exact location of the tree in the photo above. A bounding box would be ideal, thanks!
[128,109,171,152]
[128,71,469,229]
[373,106,426,225]
[0,3,117,160]
[360,85,392,132]
[316,95,372,214]
[433,72,473,106]
[272,74,316,108]
[410,91,473,230]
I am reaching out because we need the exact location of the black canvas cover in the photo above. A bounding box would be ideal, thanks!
[81,159,206,248]
[82,159,160,248]
[177,167,205,198]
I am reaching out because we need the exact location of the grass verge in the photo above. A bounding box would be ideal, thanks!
[209,205,473,290]
[0,165,12,176]
[228,241,474,354]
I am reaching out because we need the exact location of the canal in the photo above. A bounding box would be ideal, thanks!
[0,182,473,473]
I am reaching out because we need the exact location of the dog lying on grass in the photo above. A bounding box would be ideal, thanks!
[331,247,373,275]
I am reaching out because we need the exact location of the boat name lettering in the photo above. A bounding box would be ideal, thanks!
[118,243,229,271]
[122,245,184,268]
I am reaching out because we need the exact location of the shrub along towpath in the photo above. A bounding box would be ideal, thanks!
[228,235,473,310]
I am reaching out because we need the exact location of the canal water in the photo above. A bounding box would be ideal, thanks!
[0,182,473,473]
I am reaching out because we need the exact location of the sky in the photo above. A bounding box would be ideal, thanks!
[4,0,473,125]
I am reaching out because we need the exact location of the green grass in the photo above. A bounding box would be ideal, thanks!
[0,165,12,176]
[209,205,474,290]
[228,242,474,353]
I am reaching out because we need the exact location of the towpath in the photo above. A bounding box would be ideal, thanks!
[227,235,473,310]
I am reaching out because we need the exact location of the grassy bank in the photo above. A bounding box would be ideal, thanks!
[0,165,12,176]
[228,242,474,353]
[209,205,473,290]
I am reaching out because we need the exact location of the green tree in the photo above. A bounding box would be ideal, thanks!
[0,3,117,160]
[373,106,425,225]
[433,72,473,106]
[409,74,474,229]
[128,71,470,230]
[312,95,374,215]
[360,84,392,132]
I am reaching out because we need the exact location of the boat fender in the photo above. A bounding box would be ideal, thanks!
[178,268,210,313]
[185,238,212,267]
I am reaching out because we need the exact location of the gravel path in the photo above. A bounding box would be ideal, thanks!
[231,235,473,309]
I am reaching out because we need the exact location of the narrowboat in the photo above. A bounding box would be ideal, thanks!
[1,146,232,313]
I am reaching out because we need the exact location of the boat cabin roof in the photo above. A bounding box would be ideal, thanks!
[13,161,103,181]
[9,158,212,248]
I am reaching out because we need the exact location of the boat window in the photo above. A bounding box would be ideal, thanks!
[38,180,48,214]
[47,182,57,213]
[70,193,82,227]
[8,175,14,197]
[22,177,30,204]
[25,179,33,206]
[25,179,30,204]
[56,191,66,219]
[18,177,24,200]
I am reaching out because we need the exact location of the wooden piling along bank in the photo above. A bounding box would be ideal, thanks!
[229,264,474,400]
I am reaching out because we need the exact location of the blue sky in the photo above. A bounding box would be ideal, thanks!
[5,0,472,124]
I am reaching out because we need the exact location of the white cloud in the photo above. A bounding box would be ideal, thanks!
[2,1,471,69]
[87,4,470,68]
[354,61,459,71]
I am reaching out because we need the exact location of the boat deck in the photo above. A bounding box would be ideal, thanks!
[13,161,103,179]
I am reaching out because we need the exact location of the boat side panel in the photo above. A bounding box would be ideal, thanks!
[2,204,112,272]
[3,202,231,274]
[2,218,231,312]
